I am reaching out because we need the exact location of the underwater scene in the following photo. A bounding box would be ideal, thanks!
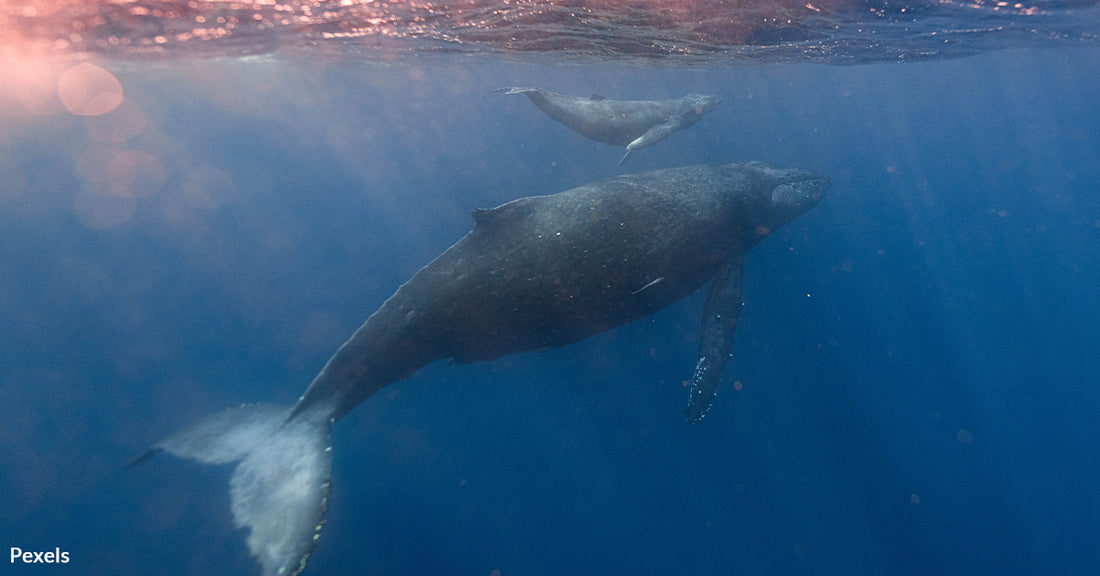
[1,1,1098,575]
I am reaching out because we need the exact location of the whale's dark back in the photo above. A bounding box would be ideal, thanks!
[368,162,825,366]
[294,161,827,421]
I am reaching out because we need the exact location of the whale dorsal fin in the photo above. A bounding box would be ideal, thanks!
[589,94,606,101]
[471,198,538,230]
[471,208,495,227]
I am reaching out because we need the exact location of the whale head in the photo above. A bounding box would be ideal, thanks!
[685,93,723,117]
[768,169,829,218]
[727,162,829,243]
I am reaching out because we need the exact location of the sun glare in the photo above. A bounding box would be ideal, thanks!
[0,18,170,230]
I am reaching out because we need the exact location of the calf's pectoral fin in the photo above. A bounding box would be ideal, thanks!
[619,122,679,165]
[685,253,746,423]
[628,121,679,150]
[495,86,537,95]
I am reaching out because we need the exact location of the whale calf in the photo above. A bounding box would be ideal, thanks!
[133,162,828,576]
[500,87,721,165]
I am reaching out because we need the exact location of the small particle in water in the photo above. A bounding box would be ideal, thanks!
[957,429,973,444]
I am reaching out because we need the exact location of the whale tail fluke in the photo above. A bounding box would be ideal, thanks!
[130,403,333,576]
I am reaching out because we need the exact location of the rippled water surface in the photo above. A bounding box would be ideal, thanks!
[3,0,1098,63]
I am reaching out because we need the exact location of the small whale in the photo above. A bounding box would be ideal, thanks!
[131,162,828,576]
[499,87,721,165]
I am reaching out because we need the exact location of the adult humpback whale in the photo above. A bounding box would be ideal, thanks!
[500,87,721,165]
[133,162,828,576]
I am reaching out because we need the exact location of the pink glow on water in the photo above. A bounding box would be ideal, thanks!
[57,62,124,116]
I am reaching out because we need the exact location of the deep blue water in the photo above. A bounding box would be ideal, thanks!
[1,48,1098,575]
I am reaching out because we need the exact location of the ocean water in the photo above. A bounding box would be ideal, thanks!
[1,2,1099,576]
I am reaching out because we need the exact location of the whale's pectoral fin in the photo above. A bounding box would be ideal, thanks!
[686,253,746,423]
[134,404,334,576]
[495,86,538,95]
[619,122,679,165]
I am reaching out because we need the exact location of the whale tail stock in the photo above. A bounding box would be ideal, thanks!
[128,403,334,576]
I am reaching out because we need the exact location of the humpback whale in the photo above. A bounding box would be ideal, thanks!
[500,87,721,165]
[132,162,828,576]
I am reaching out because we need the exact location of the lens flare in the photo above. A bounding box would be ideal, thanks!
[57,63,124,116]
[84,98,147,142]
[73,180,137,230]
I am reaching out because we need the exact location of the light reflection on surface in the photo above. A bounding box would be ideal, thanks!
[0,0,1091,64]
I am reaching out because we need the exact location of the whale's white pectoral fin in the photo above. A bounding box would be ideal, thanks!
[136,403,334,576]
[496,86,538,95]
[629,122,678,150]
[686,253,746,422]
[620,122,679,165]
